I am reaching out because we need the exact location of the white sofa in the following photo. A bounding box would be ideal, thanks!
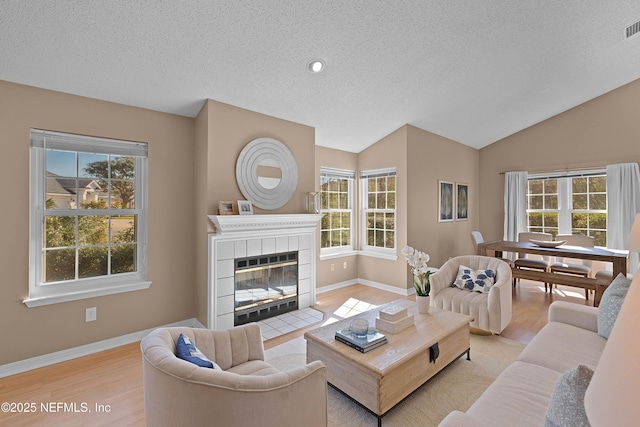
[439,273,640,426]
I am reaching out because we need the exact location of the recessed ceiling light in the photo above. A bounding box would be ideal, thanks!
[307,59,324,73]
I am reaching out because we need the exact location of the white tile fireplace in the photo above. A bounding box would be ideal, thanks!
[207,214,322,330]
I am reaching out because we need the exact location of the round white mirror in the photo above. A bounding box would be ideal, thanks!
[236,138,298,210]
[256,158,282,189]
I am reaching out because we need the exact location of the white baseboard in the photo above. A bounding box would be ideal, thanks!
[0,317,206,379]
[357,278,414,296]
[315,279,359,294]
[316,278,412,297]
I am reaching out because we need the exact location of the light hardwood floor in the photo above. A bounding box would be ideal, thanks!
[0,280,593,426]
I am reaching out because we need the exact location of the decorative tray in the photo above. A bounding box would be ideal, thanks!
[529,239,567,248]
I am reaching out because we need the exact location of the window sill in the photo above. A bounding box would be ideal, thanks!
[320,250,358,261]
[23,281,151,308]
[358,250,398,261]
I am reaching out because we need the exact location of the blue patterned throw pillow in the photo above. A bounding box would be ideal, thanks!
[176,333,218,369]
[453,265,496,293]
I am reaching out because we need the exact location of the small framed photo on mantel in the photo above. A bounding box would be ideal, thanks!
[237,200,253,215]
[218,201,237,215]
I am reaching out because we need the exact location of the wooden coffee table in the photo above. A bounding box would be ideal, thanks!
[304,299,472,426]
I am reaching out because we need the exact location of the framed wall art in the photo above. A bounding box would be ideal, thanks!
[438,180,454,222]
[456,183,469,221]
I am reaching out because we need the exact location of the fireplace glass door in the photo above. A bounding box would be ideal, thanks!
[234,251,298,324]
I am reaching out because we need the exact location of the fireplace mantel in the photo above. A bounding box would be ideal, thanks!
[208,214,323,236]
[207,213,322,330]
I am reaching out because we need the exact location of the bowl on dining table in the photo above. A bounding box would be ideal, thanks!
[529,239,567,248]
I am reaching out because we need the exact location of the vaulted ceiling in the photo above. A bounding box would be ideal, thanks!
[2,1,639,153]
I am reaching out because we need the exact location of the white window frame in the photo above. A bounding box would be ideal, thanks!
[26,129,150,307]
[527,170,607,246]
[360,167,397,260]
[319,167,355,259]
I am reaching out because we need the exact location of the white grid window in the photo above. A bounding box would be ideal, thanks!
[27,129,150,307]
[527,171,606,246]
[320,167,354,256]
[361,168,396,256]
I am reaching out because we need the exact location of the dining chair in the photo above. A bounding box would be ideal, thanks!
[549,234,595,299]
[513,232,552,288]
[471,231,512,265]
[470,231,484,254]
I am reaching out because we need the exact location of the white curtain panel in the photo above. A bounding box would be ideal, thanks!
[503,171,528,243]
[606,163,640,273]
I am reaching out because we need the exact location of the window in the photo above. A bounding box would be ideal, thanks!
[527,171,607,246]
[361,168,396,257]
[527,178,559,235]
[319,167,354,257]
[570,175,607,245]
[27,129,149,307]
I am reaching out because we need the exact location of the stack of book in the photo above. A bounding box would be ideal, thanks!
[335,327,387,353]
[375,304,414,333]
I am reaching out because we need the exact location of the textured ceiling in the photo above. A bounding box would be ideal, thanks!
[1,1,640,153]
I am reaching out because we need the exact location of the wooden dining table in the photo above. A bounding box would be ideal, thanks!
[478,240,628,306]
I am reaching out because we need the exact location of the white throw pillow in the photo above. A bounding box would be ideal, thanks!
[453,265,496,293]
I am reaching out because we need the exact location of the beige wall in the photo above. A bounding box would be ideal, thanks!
[194,99,316,324]
[407,125,480,268]
[357,126,409,290]
[194,101,211,329]
[0,81,196,365]
[479,79,640,244]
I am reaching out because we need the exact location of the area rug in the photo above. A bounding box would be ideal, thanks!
[265,333,525,427]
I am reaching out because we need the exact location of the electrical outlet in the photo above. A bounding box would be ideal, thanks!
[86,307,97,322]
[330,263,335,272]
[343,261,348,269]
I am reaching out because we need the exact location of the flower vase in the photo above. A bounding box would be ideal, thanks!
[417,295,430,314]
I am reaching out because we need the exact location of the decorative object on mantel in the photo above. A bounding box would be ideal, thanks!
[401,245,432,313]
[306,191,319,214]
[375,304,415,333]
[237,200,253,215]
[235,137,298,210]
[218,201,237,215]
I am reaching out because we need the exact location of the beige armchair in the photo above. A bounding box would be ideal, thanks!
[141,323,327,427]
[430,256,512,334]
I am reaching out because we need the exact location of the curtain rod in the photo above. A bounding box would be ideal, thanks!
[498,165,607,176]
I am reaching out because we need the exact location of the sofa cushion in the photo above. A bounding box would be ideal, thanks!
[517,321,606,373]
[464,361,561,427]
[176,333,220,369]
[453,265,496,293]
[597,273,631,339]
[544,365,593,427]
